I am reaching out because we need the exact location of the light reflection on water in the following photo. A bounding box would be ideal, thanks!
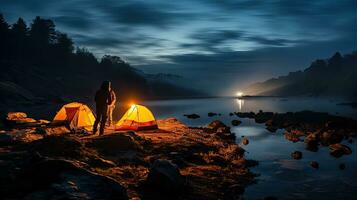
[142,97,357,200]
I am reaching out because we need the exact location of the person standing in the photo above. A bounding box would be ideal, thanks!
[93,81,112,135]
[107,86,116,126]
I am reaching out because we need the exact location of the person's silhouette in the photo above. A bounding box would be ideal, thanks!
[93,81,112,135]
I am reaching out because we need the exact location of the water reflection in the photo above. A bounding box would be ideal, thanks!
[236,99,244,111]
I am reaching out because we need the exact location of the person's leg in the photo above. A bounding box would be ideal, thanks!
[108,106,113,126]
[93,110,102,134]
[99,112,107,135]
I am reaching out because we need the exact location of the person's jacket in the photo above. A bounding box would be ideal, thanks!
[95,89,112,110]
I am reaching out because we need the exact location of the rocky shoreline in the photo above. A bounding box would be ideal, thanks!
[234,110,356,158]
[0,113,256,200]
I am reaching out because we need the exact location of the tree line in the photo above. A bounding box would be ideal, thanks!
[0,14,150,100]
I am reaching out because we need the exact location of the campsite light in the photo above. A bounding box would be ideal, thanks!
[236,92,244,97]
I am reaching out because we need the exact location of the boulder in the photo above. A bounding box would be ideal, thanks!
[339,163,346,170]
[235,112,255,118]
[183,114,200,119]
[320,131,343,145]
[291,151,302,160]
[146,159,184,193]
[6,112,27,120]
[304,133,319,151]
[255,112,274,123]
[208,112,217,117]
[207,120,228,130]
[266,126,278,133]
[329,144,352,158]
[242,138,249,145]
[310,161,319,169]
[284,132,301,143]
[231,120,242,126]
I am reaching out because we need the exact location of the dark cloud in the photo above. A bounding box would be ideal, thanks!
[51,16,92,30]
[95,2,196,28]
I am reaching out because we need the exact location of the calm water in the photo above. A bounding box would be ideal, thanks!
[143,97,357,200]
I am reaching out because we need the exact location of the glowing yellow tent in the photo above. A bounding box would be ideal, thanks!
[115,104,158,131]
[53,102,95,131]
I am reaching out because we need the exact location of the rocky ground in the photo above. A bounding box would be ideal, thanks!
[0,113,256,200]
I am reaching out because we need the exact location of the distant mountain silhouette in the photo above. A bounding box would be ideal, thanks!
[245,52,357,97]
[0,14,203,105]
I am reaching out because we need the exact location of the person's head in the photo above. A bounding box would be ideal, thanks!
[101,81,111,91]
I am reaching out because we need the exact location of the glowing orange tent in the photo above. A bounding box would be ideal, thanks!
[115,104,158,131]
[53,102,95,131]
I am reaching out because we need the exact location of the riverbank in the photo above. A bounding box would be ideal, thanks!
[0,115,256,200]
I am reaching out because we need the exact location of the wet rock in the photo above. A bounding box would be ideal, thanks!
[146,159,184,194]
[231,120,242,126]
[255,112,274,123]
[215,127,235,141]
[329,143,352,158]
[291,151,302,160]
[339,163,346,170]
[310,161,319,169]
[242,138,249,145]
[266,126,278,133]
[216,126,231,134]
[304,133,319,151]
[229,112,234,116]
[208,112,217,117]
[184,114,200,119]
[284,132,301,143]
[320,131,343,145]
[207,120,227,130]
[235,112,255,118]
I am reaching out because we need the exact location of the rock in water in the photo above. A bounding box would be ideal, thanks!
[184,114,200,119]
[320,131,343,145]
[208,112,217,117]
[310,161,319,169]
[207,120,227,130]
[146,159,184,193]
[242,138,249,145]
[291,151,302,160]
[231,120,242,126]
[339,163,346,170]
[304,133,319,151]
[329,144,352,158]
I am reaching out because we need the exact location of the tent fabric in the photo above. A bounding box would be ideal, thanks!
[53,102,95,131]
[116,104,158,131]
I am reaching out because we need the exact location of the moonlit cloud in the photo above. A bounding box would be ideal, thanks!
[1,0,357,94]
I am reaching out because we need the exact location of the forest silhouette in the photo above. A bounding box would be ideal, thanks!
[0,14,198,105]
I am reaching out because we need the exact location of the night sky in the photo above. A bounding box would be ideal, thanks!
[1,0,357,95]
